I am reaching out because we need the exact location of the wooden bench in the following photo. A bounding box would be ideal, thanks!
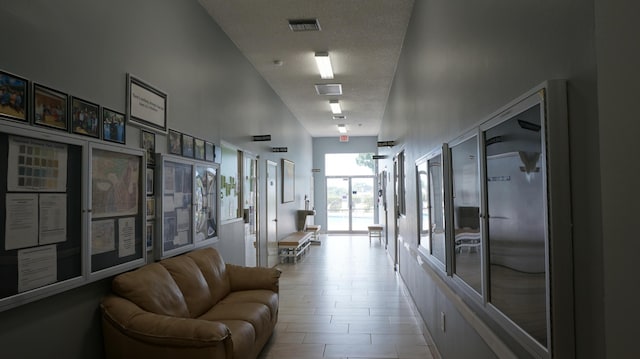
[368,224,384,245]
[305,224,321,245]
[278,231,312,263]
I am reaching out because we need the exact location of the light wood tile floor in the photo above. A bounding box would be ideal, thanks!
[258,235,437,359]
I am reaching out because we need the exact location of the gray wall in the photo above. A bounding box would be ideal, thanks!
[379,0,603,358]
[312,136,378,231]
[594,1,640,358]
[0,1,311,358]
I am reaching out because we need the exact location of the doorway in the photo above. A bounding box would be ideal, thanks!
[266,160,278,267]
[242,153,258,267]
[326,176,375,232]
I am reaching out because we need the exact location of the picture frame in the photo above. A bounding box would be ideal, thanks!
[0,69,28,122]
[126,73,167,133]
[70,97,100,138]
[282,158,295,203]
[205,141,215,162]
[194,138,205,160]
[146,167,154,195]
[168,129,182,155]
[146,196,155,220]
[33,83,68,131]
[141,130,156,165]
[146,221,154,251]
[182,133,194,158]
[102,108,126,144]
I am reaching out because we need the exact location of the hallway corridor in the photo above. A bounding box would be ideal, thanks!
[259,235,437,358]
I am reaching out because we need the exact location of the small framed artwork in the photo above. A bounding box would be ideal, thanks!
[126,73,167,133]
[70,97,100,138]
[182,133,194,158]
[168,129,182,155]
[146,167,154,195]
[103,108,126,144]
[205,141,215,162]
[146,196,155,220]
[194,138,205,160]
[0,70,28,122]
[141,130,156,165]
[146,221,154,251]
[33,83,68,131]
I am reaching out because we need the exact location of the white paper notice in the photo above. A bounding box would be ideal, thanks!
[5,193,38,250]
[92,219,116,255]
[18,245,57,293]
[39,193,67,245]
[118,217,136,258]
[176,208,190,232]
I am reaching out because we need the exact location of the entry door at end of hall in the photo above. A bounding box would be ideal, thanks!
[326,176,374,232]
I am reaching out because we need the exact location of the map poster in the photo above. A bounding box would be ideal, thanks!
[91,149,140,218]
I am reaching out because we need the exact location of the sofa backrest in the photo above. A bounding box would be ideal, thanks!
[111,263,190,318]
[186,247,231,305]
[160,255,213,318]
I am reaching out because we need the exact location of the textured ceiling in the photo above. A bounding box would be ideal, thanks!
[198,0,415,138]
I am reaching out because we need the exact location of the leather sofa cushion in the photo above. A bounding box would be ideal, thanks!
[111,263,189,318]
[160,255,213,318]
[186,248,231,304]
[215,320,256,359]
[220,290,279,320]
[200,302,272,339]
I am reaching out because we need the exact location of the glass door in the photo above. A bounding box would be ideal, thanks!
[326,176,374,232]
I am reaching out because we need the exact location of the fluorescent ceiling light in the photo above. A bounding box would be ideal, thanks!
[314,52,334,79]
[329,100,342,114]
[337,124,347,133]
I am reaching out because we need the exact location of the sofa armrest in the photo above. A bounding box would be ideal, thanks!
[226,264,281,293]
[101,295,230,347]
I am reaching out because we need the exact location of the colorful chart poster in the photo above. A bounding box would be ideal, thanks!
[7,136,67,192]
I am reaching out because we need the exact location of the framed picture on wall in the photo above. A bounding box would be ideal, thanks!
[182,133,194,158]
[70,97,100,138]
[0,70,28,123]
[102,108,126,144]
[168,129,181,155]
[33,83,68,131]
[146,221,154,251]
[282,158,295,203]
[141,130,155,165]
[126,73,167,133]
[146,167,154,195]
[205,141,215,162]
[194,138,205,160]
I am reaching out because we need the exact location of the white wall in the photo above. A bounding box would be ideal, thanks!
[380,0,602,357]
[595,1,640,358]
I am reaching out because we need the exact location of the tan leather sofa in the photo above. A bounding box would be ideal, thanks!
[100,247,280,359]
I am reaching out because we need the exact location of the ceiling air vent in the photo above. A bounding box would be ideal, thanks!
[332,115,346,120]
[288,18,321,32]
[315,83,343,96]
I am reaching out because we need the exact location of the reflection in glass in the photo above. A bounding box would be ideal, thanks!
[195,165,217,242]
[485,104,548,347]
[163,161,192,251]
[416,159,430,251]
[451,136,481,293]
[428,154,445,264]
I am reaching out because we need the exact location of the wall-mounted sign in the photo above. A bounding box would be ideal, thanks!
[372,155,388,160]
[271,147,288,152]
[377,140,395,147]
[339,135,349,142]
[252,135,271,141]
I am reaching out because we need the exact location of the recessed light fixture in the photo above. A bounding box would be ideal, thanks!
[315,52,334,79]
[332,115,346,120]
[314,83,342,96]
[337,124,347,133]
[329,100,342,114]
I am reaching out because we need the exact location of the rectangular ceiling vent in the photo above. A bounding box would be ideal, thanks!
[332,115,346,120]
[315,83,343,96]
[288,18,321,32]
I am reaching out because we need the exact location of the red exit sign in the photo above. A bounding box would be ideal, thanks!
[339,135,349,142]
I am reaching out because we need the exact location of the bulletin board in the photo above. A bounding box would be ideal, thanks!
[156,155,193,260]
[0,129,83,304]
[88,144,145,278]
